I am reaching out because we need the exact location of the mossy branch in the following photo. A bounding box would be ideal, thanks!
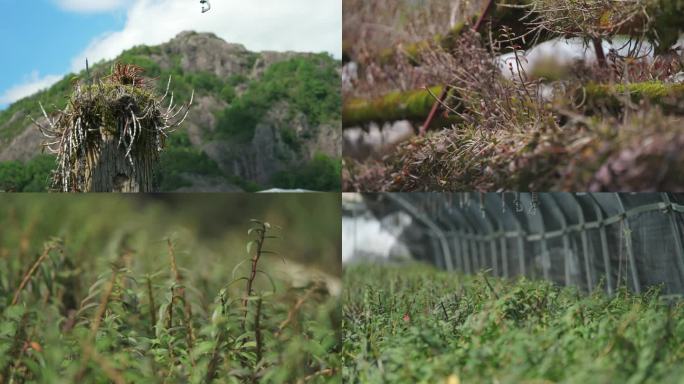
[343,86,462,128]
[344,81,684,127]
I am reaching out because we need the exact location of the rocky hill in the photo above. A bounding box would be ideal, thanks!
[0,31,341,192]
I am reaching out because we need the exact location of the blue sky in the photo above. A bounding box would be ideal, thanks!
[0,0,342,110]
[0,0,127,108]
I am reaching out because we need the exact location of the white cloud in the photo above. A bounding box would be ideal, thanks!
[0,71,62,105]
[71,0,342,72]
[54,0,130,13]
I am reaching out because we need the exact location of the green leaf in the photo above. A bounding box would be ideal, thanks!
[0,321,17,337]
[193,340,215,356]
[256,270,277,293]
[4,305,26,321]
[246,240,257,255]
[231,258,250,280]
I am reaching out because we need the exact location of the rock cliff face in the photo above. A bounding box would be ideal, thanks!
[0,31,341,191]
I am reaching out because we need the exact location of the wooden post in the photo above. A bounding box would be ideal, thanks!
[83,130,157,192]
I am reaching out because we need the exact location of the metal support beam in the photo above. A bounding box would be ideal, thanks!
[462,230,473,274]
[500,236,508,278]
[451,232,463,272]
[503,197,527,276]
[547,194,573,287]
[571,194,594,291]
[660,193,684,287]
[587,194,614,296]
[615,193,642,294]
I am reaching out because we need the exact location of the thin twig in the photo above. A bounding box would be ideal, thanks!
[74,268,119,381]
[12,244,58,305]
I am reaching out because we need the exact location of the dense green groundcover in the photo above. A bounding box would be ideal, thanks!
[0,200,340,383]
[343,263,684,383]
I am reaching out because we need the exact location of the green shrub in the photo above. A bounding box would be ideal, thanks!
[215,54,341,142]
[344,263,684,383]
[271,153,341,191]
[227,74,248,86]
[157,132,224,191]
[0,161,25,192]
[0,155,55,192]
[280,127,300,151]
[21,155,55,192]
[115,53,162,78]
[220,85,237,104]
[189,71,223,94]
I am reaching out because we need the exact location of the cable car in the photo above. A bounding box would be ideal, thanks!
[200,0,210,13]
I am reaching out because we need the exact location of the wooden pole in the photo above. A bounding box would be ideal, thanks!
[83,129,157,192]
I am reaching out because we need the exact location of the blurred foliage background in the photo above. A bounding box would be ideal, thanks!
[0,193,341,288]
[0,193,341,383]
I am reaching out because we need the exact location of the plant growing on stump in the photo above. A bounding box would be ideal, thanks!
[34,62,193,192]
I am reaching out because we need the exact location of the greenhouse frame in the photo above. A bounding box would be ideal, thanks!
[362,193,684,296]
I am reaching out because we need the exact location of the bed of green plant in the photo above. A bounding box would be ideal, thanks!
[342,263,684,383]
[0,197,341,383]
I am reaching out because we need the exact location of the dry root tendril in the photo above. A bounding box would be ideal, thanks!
[31,63,193,192]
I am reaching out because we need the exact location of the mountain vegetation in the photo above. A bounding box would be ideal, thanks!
[0,31,341,192]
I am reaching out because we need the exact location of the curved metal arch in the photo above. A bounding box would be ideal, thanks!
[386,194,454,271]
[434,213,462,272]
[521,193,551,280]
[585,193,614,295]
[569,194,595,291]
[660,193,684,286]
[546,193,575,287]
[445,198,480,274]
[441,204,476,273]
[477,194,507,277]
[501,194,528,276]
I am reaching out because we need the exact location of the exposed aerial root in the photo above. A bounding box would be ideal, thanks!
[31,63,193,192]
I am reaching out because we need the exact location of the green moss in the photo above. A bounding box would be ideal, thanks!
[619,81,684,98]
[343,86,452,126]
[583,81,684,113]
[280,127,301,152]
[75,83,158,134]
